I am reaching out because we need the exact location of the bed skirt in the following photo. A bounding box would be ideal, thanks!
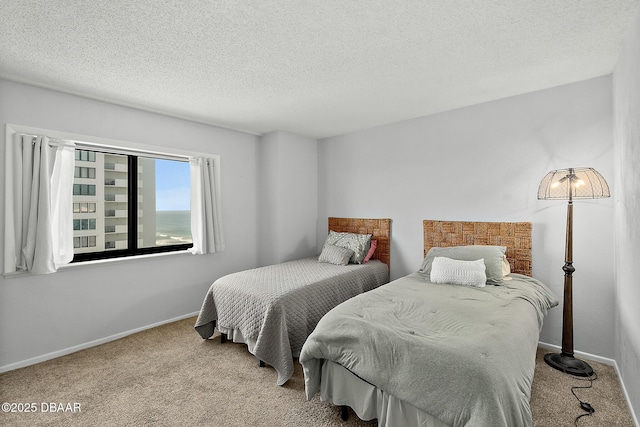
[218,326,302,358]
[319,360,451,427]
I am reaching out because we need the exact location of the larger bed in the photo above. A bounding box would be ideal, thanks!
[299,220,558,427]
[194,217,391,386]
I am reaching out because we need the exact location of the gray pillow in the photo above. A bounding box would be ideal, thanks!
[323,231,372,264]
[319,244,354,266]
[419,245,507,285]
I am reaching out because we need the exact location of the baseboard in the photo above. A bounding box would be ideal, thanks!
[613,362,640,427]
[538,341,639,427]
[0,312,199,374]
[537,341,616,366]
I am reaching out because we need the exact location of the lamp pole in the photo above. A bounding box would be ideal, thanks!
[561,199,574,357]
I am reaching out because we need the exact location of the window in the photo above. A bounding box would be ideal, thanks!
[74,166,96,179]
[5,123,222,275]
[73,184,96,196]
[75,149,95,162]
[72,148,192,261]
[73,236,96,248]
[73,218,96,230]
[73,202,96,213]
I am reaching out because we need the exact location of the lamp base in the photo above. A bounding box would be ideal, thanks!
[544,352,594,377]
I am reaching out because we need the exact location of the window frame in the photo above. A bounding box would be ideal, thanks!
[6,123,221,268]
[71,152,193,262]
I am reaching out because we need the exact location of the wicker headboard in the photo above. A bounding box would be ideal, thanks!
[328,217,391,267]
[423,220,532,276]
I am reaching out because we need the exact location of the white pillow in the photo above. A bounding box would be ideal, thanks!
[430,257,487,288]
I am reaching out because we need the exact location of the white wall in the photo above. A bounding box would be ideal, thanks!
[0,79,261,370]
[258,131,318,266]
[318,76,615,358]
[2,70,632,415]
[613,7,640,422]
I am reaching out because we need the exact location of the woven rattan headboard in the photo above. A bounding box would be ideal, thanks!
[423,220,532,276]
[328,217,391,268]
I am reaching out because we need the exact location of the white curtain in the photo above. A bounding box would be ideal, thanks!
[189,157,224,255]
[4,134,75,274]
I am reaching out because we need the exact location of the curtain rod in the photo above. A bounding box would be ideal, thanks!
[25,134,74,148]
[21,133,192,162]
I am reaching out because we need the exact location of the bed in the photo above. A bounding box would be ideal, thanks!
[194,217,391,386]
[299,220,558,427]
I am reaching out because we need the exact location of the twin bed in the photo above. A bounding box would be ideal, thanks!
[195,218,557,427]
[194,217,391,385]
[299,220,558,427]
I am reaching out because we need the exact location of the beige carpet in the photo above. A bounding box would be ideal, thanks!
[0,317,635,427]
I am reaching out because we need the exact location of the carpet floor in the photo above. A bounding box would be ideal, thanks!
[0,317,634,426]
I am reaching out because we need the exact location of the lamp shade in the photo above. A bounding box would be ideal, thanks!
[537,167,610,201]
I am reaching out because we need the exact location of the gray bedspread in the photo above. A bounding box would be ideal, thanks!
[194,257,389,385]
[300,272,558,427]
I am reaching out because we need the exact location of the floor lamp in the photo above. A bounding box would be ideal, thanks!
[537,167,610,377]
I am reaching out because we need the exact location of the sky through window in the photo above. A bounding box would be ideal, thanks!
[155,159,190,211]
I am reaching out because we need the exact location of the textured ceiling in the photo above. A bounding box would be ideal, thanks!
[1,1,638,139]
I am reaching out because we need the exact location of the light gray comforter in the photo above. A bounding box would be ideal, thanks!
[195,257,389,385]
[300,272,558,427]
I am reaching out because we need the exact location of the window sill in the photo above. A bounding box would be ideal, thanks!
[3,249,194,279]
